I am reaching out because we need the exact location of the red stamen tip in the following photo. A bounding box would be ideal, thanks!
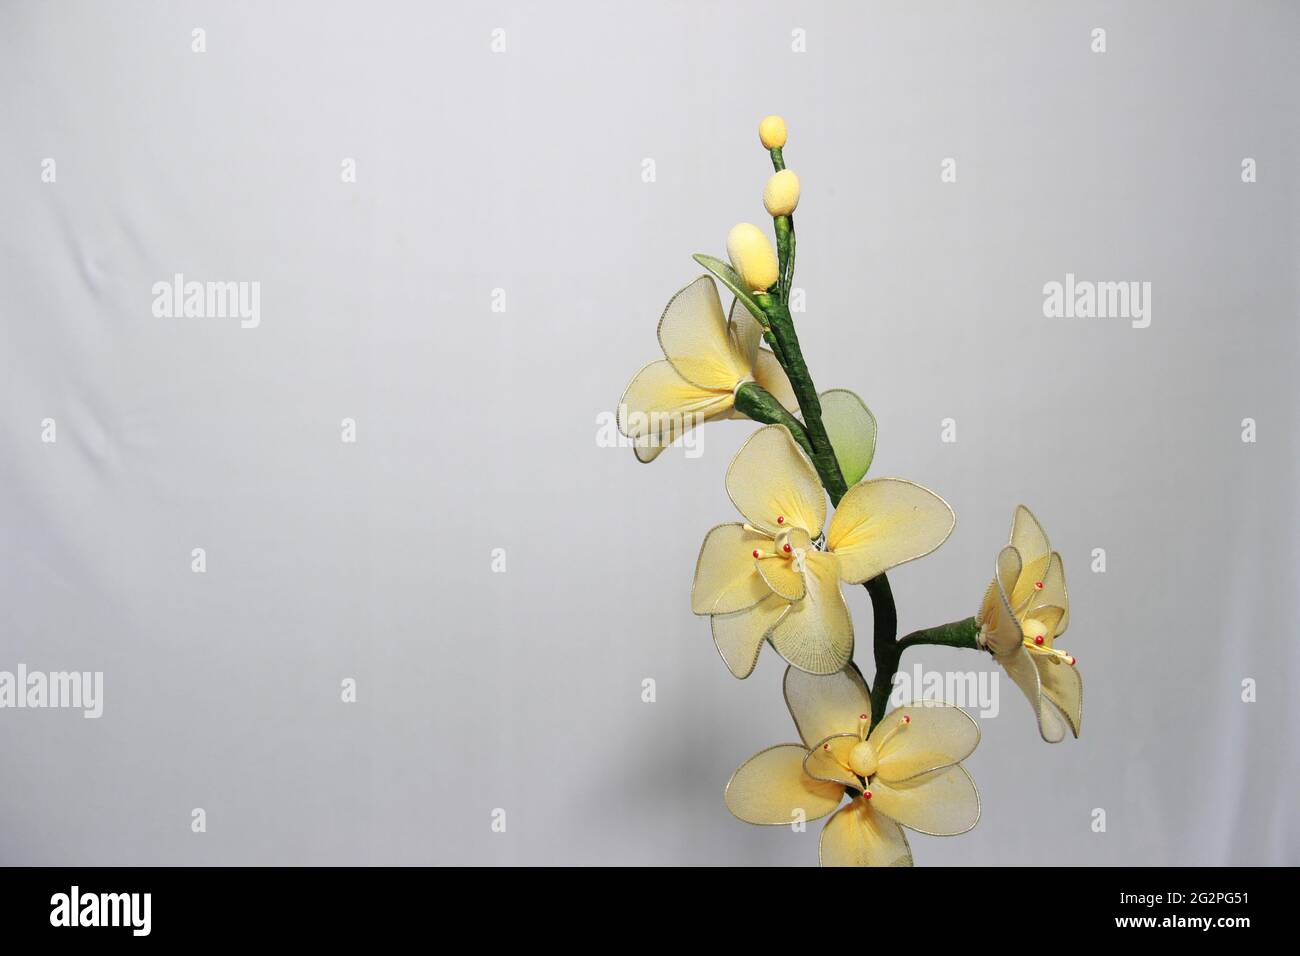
[863,790,873,800]
[823,744,830,751]
[752,549,760,559]
[858,714,868,720]
[902,714,911,724]
[1034,635,1045,646]
[776,515,785,525]
[1068,656,1077,666]
[1034,581,1044,590]
[782,543,792,553]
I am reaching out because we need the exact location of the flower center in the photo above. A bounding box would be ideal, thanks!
[847,741,878,777]
[1021,619,1076,665]
[773,527,812,565]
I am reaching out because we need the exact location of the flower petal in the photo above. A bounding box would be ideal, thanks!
[768,551,854,675]
[784,665,872,749]
[868,765,980,836]
[820,389,878,486]
[726,425,827,537]
[618,359,731,462]
[804,734,862,789]
[691,523,773,615]
[1011,504,1051,566]
[753,349,798,411]
[756,554,805,601]
[978,548,1023,656]
[871,701,981,783]
[710,595,789,680]
[1031,552,1070,636]
[819,797,913,867]
[1001,646,1070,743]
[725,744,845,825]
[1037,655,1082,739]
[826,479,955,585]
[726,296,763,371]
[657,275,749,390]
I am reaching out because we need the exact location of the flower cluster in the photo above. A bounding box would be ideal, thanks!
[618,117,1083,866]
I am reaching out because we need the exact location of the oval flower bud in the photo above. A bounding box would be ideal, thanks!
[763,169,800,217]
[758,115,787,149]
[726,223,780,292]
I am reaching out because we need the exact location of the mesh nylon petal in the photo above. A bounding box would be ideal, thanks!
[618,359,731,462]
[756,554,806,601]
[868,765,980,836]
[1011,504,1050,567]
[978,565,1022,657]
[819,797,913,867]
[726,296,763,372]
[826,478,955,585]
[819,389,878,486]
[1033,551,1070,635]
[691,523,773,615]
[872,701,980,783]
[784,665,872,750]
[724,744,844,826]
[768,551,853,675]
[1001,645,1068,743]
[1037,654,1082,738]
[804,734,862,789]
[711,595,790,680]
[656,275,749,391]
[726,425,827,537]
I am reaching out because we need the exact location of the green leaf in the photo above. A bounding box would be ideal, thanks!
[820,389,877,486]
[692,254,768,327]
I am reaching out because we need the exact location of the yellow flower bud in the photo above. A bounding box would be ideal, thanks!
[758,115,787,149]
[763,169,800,217]
[726,223,780,292]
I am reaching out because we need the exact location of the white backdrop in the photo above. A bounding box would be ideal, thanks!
[1,0,1297,865]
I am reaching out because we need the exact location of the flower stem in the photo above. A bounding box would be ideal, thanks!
[868,616,982,725]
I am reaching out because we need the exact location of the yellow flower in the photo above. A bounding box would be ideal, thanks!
[758,114,788,149]
[726,223,779,292]
[763,169,800,216]
[618,276,797,462]
[977,506,1081,743]
[725,667,981,866]
[693,424,954,676]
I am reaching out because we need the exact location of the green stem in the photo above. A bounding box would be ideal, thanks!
[869,616,981,726]
[734,382,812,459]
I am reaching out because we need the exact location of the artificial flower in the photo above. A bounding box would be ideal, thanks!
[693,423,954,676]
[726,223,779,292]
[725,666,981,866]
[976,505,1081,743]
[617,275,796,462]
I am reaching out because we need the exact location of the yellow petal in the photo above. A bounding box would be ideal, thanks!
[826,479,955,585]
[656,275,749,390]
[618,359,732,462]
[871,701,980,783]
[726,425,827,536]
[691,523,772,615]
[1000,646,1070,743]
[1031,552,1070,635]
[820,389,878,486]
[1037,654,1083,739]
[978,548,1023,657]
[819,797,913,867]
[783,665,872,749]
[768,551,853,675]
[804,734,861,789]
[1011,504,1050,566]
[726,296,763,371]
[753,348,799,411]
[868,765,980,836]
[756,554,806,601]
[724,744,844,825]
[711,595,790,680]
